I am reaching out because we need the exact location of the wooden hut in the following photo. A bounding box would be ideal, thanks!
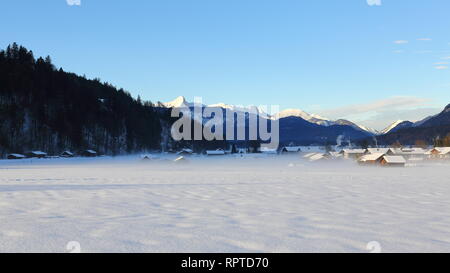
[26,151,47,158]
[61,151,74,158]
[7,153,26,160]
[358,153,385,165]
[379,156,406,167]
[430,147,450,159]
[341,149,366,159]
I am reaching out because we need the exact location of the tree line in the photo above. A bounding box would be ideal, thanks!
[0,43,163,156]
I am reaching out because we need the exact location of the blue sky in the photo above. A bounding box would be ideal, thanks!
[1,0,450,130]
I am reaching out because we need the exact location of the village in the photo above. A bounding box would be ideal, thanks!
[198,145,450,167]
[4,145,450,168]
[3,144,450,168]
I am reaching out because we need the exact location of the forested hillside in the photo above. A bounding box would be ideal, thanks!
[0,43,163,156]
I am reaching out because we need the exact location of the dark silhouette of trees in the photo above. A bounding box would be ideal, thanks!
[0,43,162,157]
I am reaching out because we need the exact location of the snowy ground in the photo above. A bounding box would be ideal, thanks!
[1,154,450,253]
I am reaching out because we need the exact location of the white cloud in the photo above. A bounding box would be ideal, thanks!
[435,66,448,70]
[394,40,408,44]
[66,0,81,6]
[318,96,430,118]
[417,38,432,41]
[367,0,382,6]
[316,96,438,130]
[434,62,449,65]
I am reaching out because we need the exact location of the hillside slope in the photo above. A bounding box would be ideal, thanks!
[0,43,162,156]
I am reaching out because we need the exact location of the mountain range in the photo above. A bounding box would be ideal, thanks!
[160,96,450,146]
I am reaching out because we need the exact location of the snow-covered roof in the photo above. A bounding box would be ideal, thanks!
[309,153,327,161]
[343,149,366,154]
[358,153,385,162]
[30,151,47,155]
[260,147,278,154]
[401,148,426,154]
[366,148,391,154]
[382,156,406,164]
[85,150,97,154]
[62,151,74,155]
[8,153,26,158]
[433,147,450,155]
[299,146,324,153]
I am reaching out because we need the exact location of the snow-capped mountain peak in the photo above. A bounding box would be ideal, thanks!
[273,109,317,120]
[161,96,377,135]
[162,96,188,108]
[381,120,405,134]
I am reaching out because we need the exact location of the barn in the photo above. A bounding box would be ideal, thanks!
[61,151,74,158]
[7,154,26,160]
[308,153,330,162]
[430,147,450,159]
[358,153,385,165]
[366,148,391,155]
[388,148,426,160]
[379,156,406,167]
[341,149,366,159]
[26,151,47,158]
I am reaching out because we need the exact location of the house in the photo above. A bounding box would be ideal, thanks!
[308,153,330,162]
[303,152,317,159]
[358,153,385,165]
[430,147,450,159]
[206,149,225,156]
[366,148,391,155]
[260,147,278,154]
[341,149,366,159]
[379,155,406,167]
[7,153,26,160]
[81,150,97,157]
[280,146,302,154]
[26,151,47,158]
[388,147,426,159]
[402,148,427,159]
[61,151,74,158]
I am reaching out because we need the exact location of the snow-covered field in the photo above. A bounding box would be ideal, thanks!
[1,154,450,253]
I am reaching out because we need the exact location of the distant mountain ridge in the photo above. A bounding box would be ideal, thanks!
[420,104,450,127]
[161,96,378,135]
[375,104,450,145]
[160,96,375,145]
